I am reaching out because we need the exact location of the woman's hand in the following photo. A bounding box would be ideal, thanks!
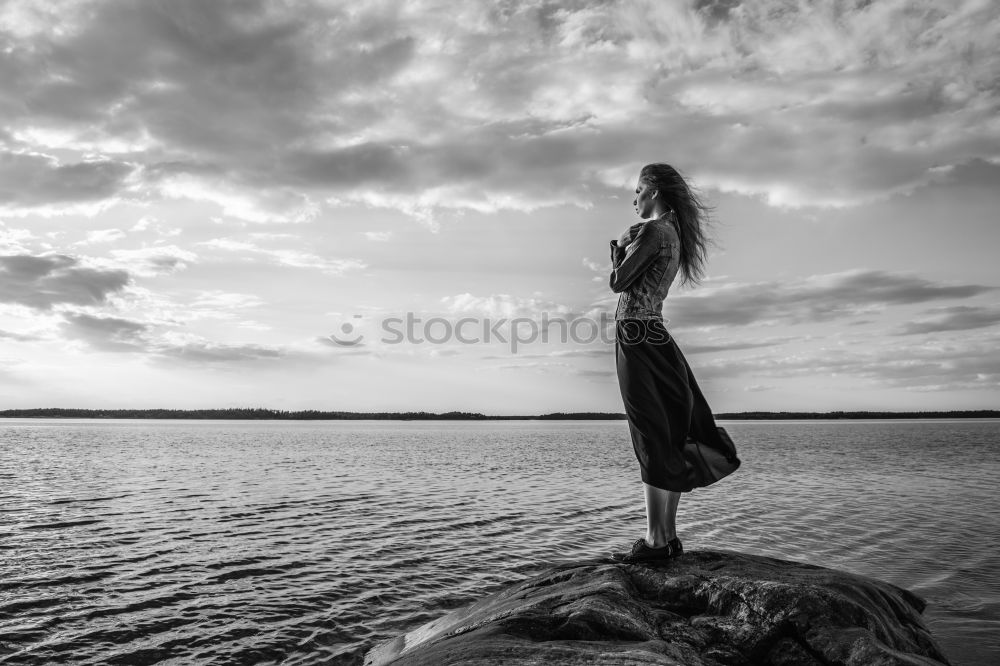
[617,222,645,247]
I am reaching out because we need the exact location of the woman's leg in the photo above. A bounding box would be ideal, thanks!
[643,482,681,547]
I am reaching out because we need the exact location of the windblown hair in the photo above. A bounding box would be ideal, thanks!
[639,163,713,287]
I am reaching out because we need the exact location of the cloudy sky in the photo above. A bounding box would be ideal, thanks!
[1,0,998,414]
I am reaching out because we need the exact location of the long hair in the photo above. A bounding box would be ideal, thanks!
[639,163,713,287]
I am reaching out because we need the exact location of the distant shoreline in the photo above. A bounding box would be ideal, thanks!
[1,408,998,420]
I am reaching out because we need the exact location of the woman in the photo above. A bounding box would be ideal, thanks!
[609,163,741,564]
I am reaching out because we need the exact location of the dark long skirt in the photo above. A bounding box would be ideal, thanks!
[615,318,741,492]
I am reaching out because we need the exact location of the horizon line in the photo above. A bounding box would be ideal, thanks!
[2,408,998,420]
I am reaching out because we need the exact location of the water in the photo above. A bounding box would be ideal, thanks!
[1,419,997,665]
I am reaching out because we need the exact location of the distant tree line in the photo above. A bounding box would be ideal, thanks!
[714,410,1000,420]
[0,408,493,420]
[0,408,997,420]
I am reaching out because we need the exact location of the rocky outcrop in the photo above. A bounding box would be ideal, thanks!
[364,550,950,666]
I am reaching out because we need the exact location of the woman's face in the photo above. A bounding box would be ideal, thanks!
[633,179,656,219]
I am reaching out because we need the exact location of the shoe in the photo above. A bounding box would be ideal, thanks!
[612,536,682,563]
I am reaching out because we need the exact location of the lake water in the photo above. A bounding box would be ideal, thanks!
[1,419,998,665]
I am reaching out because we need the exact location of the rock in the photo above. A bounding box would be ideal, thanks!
[364,550,951,666]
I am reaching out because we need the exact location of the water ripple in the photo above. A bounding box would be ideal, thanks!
[1,419,997,665]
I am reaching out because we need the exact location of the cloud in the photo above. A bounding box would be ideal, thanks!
[131,216,154,232]
[478,347,612,362]
[0,328,40,342]
[575,368,615,378]
[189,291,263,310]
[0,152,136,213]
[0,224,37,254]
[2,0,996,219]
[156,341,285,363]
[59,310,294,363]
[493,361,573,372]
[692,335,1000,392]
[441,292,575,319]
[61,312,148,351]
[681,337,796,354]
[78,228,126,245]
[0,253,131,310]
[428,348,460,357]
[665,270,994,328]
[108,245,198,276]
[895,305,1000,335]
[198,238,366,275]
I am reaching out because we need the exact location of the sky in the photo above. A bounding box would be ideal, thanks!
[1,0,998,414]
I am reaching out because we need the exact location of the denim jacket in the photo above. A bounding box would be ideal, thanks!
[609,212,681,321]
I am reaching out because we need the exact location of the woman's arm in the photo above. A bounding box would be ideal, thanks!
[618,222,644,247]
[610,239,625,266]
[611,222,643,265]
[609,221,659,293]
